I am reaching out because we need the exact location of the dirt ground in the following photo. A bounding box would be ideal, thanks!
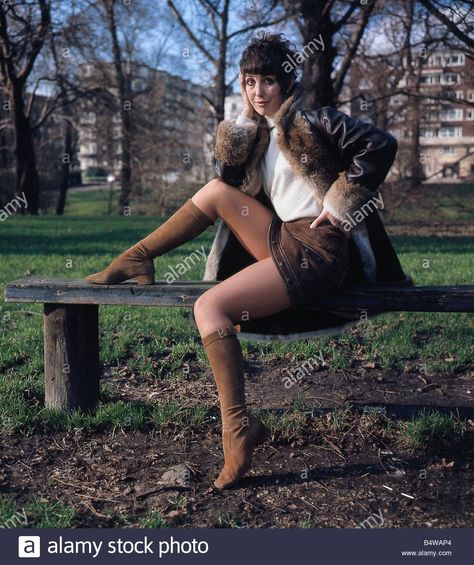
[0,349,472,528]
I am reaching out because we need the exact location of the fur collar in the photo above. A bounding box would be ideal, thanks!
[272,81,306,130]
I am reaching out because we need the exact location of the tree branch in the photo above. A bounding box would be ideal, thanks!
[166,0,216,62]
[417,0,474,49]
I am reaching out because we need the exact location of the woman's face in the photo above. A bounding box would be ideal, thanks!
[244,73,284,116]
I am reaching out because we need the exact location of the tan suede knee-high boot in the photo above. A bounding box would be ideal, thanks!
[85,198,214,285]
[202,326,270,489]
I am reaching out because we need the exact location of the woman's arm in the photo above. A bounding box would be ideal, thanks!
[214,113,257,187]
[303,106,398,223]
[214,71,259,187]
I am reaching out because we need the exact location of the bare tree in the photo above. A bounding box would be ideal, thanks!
[275,0,378,107]
[0,0,51,214]
[166,0,290,124]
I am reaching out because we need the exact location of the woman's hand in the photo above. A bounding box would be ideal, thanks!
[310,207,351,238]
[239,72,254,118]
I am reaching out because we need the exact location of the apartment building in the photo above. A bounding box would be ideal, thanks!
[77,62,214,185]
[417,50,473,181]
[350,49,474,183]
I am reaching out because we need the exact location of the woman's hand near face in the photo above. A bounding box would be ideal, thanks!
[239,72,254,118]
[310,207,351,238]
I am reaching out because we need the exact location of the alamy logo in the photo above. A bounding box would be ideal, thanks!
[18,536,41,558]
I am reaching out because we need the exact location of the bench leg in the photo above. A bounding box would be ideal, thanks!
[43,304,100,412]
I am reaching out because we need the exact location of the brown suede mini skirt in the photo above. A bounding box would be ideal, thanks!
[267,215,350,307]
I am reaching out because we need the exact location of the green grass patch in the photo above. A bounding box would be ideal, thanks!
[259,397,309,439]
[138,510,169,528]
[396,408,462,454]
[0,494,76,528]
[215,511,249,528]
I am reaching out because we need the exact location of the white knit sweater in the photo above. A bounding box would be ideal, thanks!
[235,112,322,222]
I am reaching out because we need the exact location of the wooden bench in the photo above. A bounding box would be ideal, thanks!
[4,277,474,412]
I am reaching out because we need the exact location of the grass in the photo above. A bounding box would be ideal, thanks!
[0,494,76,528]
[138,510,169,528]
[0,187,473,436]
[215,511,250,528]
[396,408,462,455]
[328,405,353,432]
[386,183,474,224]
[0,396,212,434]
[297,515,316,528]
[259,397,309,439]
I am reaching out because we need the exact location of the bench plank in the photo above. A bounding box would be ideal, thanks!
[4,278,474,312]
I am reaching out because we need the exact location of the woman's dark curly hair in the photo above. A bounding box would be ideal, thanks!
[239,31,299,96]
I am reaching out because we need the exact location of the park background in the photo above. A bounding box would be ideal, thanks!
[0,0,473,528]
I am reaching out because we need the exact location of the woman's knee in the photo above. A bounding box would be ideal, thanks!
[193,294,236,337]
[193,293,215,324]
[201,177,234,194]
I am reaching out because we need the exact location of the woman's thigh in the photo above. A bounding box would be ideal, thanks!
[193,256,293,338]
[191,178,275,261]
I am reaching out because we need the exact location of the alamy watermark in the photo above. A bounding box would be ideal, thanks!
[163,245,207,284]
[282,34,325,74]
[0,192,28,221]
[354,508,384,529]
[342,192,384,232]
[281,352,325,389]
[0,507,28,528]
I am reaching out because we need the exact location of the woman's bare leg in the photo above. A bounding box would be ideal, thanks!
[193,256,292,339]
[191,178,274,261]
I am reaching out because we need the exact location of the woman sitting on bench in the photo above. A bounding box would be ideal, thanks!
[85,32,410,489]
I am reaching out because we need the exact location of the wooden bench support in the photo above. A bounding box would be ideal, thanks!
[43,303,99,412]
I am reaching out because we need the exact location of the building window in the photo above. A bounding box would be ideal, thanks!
[439,126,462,137]
[441,73,460,85]
[466,110,474,120]
[443,163,459,177]
[442,146,455,154]
[439,108,463,121]
[421,73,440,85]
[455,90,464,99]
[444,53,464,66]
[420,128,436,138]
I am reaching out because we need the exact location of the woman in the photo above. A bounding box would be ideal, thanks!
[85,33,410,489]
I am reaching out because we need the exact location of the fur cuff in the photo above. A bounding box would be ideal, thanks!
[323,172,374,227]
[214,118,258,166]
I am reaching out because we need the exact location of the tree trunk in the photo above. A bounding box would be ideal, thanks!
[105,0,133,214]
[56,117,74,215]
[118,94,132,213]
[12,89,40,214]
[300,0,336,108]
[214,0,229,125]
[405,0,425,188]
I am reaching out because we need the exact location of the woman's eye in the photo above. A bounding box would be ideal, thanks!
[265,78,274,84]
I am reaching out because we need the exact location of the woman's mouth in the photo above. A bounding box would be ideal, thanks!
[255,101,267,106]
